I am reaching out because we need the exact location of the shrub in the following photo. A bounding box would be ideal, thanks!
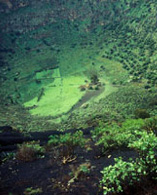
[48,130,85,147]
[68,162,91,185]
[121,118,144,131]
[1,152,15,163]
[94,124,129,151]
[16,141,45,162]
[24,187,42,195]
[92,119,144,152]
[100,157,142,195]
[128,131,157,155]
[142,116,157,134]
[48,130,86,155]
[128,131,157,178]
[79,84,87,91]
[100,131,157,194]
[134,108,150,119]
[91,122,120,140]
[86,67,99,84]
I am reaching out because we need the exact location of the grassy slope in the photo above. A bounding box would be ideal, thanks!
[24,75,87,117]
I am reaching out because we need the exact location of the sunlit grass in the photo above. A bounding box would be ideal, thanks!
[24,75,86,116]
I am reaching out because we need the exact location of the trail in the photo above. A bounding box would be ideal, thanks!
[68,86,105,113]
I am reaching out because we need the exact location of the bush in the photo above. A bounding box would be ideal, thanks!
[142,116,157,134]
[100,130,157,194]
[48,130,86,155]
[86,67,99,84]
[92,119,144,152]
[48,130,85,147]
[24,187,42,195]
[128,131,157,178]
[100,157,142,194]
[16,141,45,162]
[69,162,91,182]
[129,131,157,154]
[94,123,129,151]
[134,108,150,119]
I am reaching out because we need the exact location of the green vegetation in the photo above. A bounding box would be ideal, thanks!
[47,117,156,194]
[92,119,144,152]
[92,117,157,151]
[0,0,156,131]
[48,130,85,148]
[1,152,15,163]
[0,0,156,123]
[24,187,42,195]
[69,162,91,185]
[100,126,157,194]
[16,141,45,162]
[48,130,86,158]
[24,76,87,117]
[0,0,156,194]
[134,108,150,119]
[143,116,157,133]
[101,157,141,194]
[129,132,157,178]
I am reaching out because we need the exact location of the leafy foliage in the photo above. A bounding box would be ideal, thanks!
[98,86,157,118]
[0,152,15,163]
[48,130,85,147]
[92,119,144,152]
[48,130,86,156]
[100,157,140,194]
[100,126,157,194]
[142,116,157,134]
[129,131,157,153]
[16,141,45,162]
[68,162,91,185]
[134,108,150,119]
[129,131,157,178]
[24,187,42,195]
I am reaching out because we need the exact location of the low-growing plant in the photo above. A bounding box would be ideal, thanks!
[121,118,144,132]
[142,116,157,134]
[16,141,45,162]
[134,108,150,119]
[48,130,86,156]
[100,130,157,194]
[92,119,144,152]
[100,157,142,194]
[128,131,157,178]
[91,122,120,141]
[96,86,156,119]
[24,187,42,195]
[129,131,157,154]
[68,162,91,185]
[1,152,15,163]
[48,130,85,147]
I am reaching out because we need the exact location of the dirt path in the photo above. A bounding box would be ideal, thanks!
[68,86,105,112]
